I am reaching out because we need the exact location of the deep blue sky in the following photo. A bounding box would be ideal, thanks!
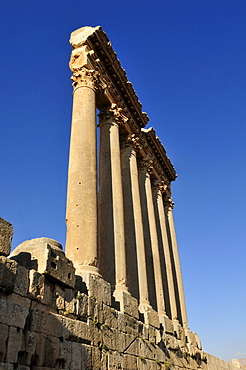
[1,0,246,362]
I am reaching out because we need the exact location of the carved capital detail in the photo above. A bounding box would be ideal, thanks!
[120,133,142,151]
[139,157,154,174]
[98,104,128,127]
[70,66,101,91]
[164,196,175,210]
[153,180,169,194]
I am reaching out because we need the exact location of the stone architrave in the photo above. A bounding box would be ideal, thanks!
[0,217,13,256]
[98,104,128,293]
[138,159,166,317]
[165,197,188,327]
[121,136,150,311]
[65,47,100,276]
[152,182,178,322]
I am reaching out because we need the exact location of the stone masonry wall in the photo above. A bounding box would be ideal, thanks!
[0,234,239,370]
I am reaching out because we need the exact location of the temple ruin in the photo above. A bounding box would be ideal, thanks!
[0,26,238,370]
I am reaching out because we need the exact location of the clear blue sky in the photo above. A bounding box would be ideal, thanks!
[1,0,245,362]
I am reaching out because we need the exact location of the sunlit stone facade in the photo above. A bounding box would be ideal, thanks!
[65,25,187,330]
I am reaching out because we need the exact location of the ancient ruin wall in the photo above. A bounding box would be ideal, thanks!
[0,235,238,370]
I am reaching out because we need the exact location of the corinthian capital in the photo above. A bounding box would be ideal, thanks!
[153,180,169,194]
[164,196,175,210]
[70,66,100,91]
[120,133,141,151]
[139,157,154,174]
[98,104,128,127]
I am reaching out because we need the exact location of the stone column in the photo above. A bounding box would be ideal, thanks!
[121,135,150,310]
[165,197,188,327]
[66,65,99,276]
[152,183,178,322]
[139,159,166,316]
[98,104,128,294]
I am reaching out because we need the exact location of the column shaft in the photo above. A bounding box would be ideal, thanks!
[121,141,150,307]
[139,166,166,315]
[152,186,178,321]
[98,106,127,292]
[66,68,99,275]
[166,200,188,326]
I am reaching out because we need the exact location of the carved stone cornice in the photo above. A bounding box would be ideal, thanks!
[98,104,128,127]
[141,128,177,182]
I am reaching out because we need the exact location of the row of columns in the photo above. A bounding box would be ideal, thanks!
[65,66,187,327]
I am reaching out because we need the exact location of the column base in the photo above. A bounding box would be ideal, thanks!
[159,314,174,334]
[139,304,159,328]
[113,288,139,318]
[75,264,100,277]
[79,271,111,306]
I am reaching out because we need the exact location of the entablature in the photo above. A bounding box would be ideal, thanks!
[69,26,177,186]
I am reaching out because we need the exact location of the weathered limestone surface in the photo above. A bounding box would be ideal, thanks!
[0,249,238,370]
[10,238,75,288]
[0,218,13,257]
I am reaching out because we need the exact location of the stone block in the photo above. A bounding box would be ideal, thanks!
[43,335,60,368]
[0,257,17,294]
[5,326,25,364]
[22,331,38,367]
[6,293,31,309]
[107,352,124,369]
[102,326,117,351]
[81,344,92,369]
[160,315,173,335]
[80,272,111,305]
[139,338,156,361]
[101,304,118,329]
[124,336,139,357]
[122,314,139,336]
[90,346,104,369]
[137,357,156,370]
[26,332,46,367]
[115,330,126,353]
[27,308,63,337]
[173,321,185,340]
[61,316,90,343]
[72,291,88,319]
[0,218,13,257]
[0,364,14,370]
[10,238,75,288]
[0,299,29,329]
[29,270,45,300]
[0,323,9,362]
[88,319,103,346]
[58,338,72,369]
[71,342,82,370]
[194,333,202,350]
[113,289,138,318]
[13,265,29,296]
[147,325,157,344]
[166,335,179,351]
[146,307,159,329]
[122,354,138,369]
[155,344,166,363]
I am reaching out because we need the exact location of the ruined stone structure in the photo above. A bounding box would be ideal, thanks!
[0,26,239,370]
